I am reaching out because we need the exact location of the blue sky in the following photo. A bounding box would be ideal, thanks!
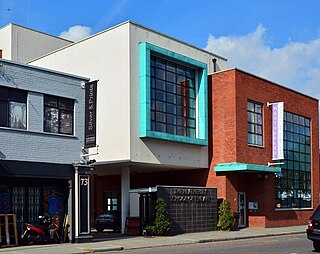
[1,0,320,98]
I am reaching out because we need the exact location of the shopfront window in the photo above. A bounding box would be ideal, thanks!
[275,112,311,209]
[0,86,27,129]
[0,184,66,232]
[44,95,74,135]
[248,101,263,146]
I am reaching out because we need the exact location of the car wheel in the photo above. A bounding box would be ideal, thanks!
[313,241,320,252]
[97,228,104,233]
[113,224,121,233]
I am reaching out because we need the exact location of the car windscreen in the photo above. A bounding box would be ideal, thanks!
[97,214,113,219]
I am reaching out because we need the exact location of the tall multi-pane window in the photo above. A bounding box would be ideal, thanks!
[0,86,27,129]
[44,95,74,135]
[275,112,311,209]
[150,55,196,138]
[247,101,263,146]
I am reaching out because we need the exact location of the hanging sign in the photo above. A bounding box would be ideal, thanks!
[84,80,97,148]
[272,102,284,160]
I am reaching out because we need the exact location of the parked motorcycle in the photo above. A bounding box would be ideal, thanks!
[21,215,60,245]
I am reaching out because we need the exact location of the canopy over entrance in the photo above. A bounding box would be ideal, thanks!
[214,162,281,173]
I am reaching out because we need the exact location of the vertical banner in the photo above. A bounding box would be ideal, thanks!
[84,80,97,148]
[272,102,284,160]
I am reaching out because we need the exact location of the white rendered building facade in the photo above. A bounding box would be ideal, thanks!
[30,21,228,232]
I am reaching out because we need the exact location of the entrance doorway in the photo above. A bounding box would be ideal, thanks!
[238,192,246,228]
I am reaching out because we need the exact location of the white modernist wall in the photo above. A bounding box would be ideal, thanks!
[31,23,132,163]
[31,21,228,169]
[129,23,228,169]
[0,25,12,60]
[0,23,72,63]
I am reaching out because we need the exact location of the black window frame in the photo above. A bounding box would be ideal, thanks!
[150,54,197,138]
[44,95,74,135]
[247,100,263,146]
[0,86,27,130]
[275,111,311,209]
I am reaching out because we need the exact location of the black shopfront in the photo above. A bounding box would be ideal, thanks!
[0,160,72,233]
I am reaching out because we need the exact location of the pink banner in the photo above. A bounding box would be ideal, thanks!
[272,102,284,160]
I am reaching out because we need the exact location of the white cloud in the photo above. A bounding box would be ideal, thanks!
[59,25,92,42]
[205,24,320,99]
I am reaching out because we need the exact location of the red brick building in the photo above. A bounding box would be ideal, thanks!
[207,68,319,228]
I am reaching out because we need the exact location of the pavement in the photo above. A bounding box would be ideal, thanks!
[0,225,307,254]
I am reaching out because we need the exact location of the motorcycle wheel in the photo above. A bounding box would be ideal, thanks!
[22,231,35,245]
[53,233,61,244]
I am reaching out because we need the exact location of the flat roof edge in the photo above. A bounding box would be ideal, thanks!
[210,67,319,102]
[0,58,89,81]
[128,21,227,61]
[29,20,227,63]
[1,23,74,43]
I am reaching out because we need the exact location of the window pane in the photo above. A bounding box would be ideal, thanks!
[167,104,176,114]
[60,111,73,134]
[255,104,262,113]
[166,61,176,72]
[0,87,9,100]
[59,98,73,110]
[248,112,254,122]
[167,93,176,104]
[186,68,195,79]
[156,101,166,112]
[9,101,26,129]
[177,126,186,136]
[167,114,176,125]
[44,107,59,133]
[0,101,8,127]
[156,80,166,91]
[177,75,185,84]
[247,102,254,111]
[45,96,58,107]
[9,89,27,103]
[155,122,165,132]
[167,124,176,134]
[167,72,176,83]
[156,112,166,123]
[155,57,165,69]
[176,65,185,75]
[155,69,165,80]
[156,91,165,101]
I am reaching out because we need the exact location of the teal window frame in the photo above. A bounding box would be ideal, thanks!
[139,42,208,146]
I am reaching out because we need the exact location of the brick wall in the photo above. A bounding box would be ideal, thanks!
[208,69,319,227]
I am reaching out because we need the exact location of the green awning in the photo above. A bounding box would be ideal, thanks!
[214,162,281,173]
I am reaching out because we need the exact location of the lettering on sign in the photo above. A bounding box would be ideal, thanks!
[169,188,211,203]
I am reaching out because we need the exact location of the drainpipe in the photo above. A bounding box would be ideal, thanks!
[212,58,217,72]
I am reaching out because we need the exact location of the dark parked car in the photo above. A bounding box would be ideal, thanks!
[95,211,121,232]
[307,205,320,251]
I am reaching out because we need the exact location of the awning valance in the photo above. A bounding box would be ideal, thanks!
[214,162,281,173]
